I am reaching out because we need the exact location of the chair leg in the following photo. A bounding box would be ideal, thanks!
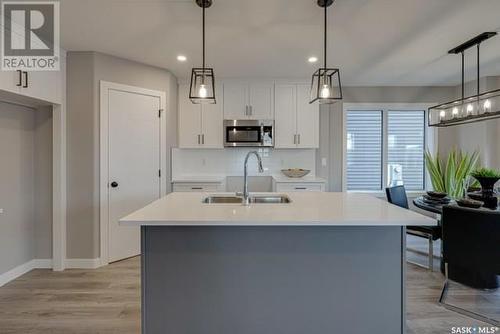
[428,236,433,272]
[439,263,500,326]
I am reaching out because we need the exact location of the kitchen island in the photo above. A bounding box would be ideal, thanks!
[120,192,435,334]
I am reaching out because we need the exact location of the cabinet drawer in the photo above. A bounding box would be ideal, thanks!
[275,183,325,192]
[173,183,222,192]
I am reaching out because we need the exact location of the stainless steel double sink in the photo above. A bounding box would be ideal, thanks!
[203,195,291,204]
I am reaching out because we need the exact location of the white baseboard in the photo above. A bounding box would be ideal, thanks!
[65,258,101,269]
[0,258,52,287]
[0,258,104,288]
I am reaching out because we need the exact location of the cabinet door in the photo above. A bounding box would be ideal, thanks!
[0,70,22,95]
[296,84,319,148]
[23,70,63,104]
[223,82,248,119]
[201,84,223,148]
[274,84,297,148]
[248,83,273,119]
[178,84,202,148]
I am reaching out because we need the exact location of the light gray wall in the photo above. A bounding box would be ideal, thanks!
[437,76,500,169]
[316,86,456,191]
[0,103,35,274]
[66,51,178,259]
[0,102,53,275]
[34,107,53,259]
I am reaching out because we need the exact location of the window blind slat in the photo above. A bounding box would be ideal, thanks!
[346,111,383,191]
[387,110,425,191]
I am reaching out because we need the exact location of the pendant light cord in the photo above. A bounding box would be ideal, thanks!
[477,44,480,96]
[202,4,206,71]
[324,4,327,70]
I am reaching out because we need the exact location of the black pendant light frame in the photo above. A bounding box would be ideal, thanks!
[309,0,343,104]
[428,32,499,127]
[189,0,216,104]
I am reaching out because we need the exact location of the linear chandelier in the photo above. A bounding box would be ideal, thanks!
[189,0,216,104]
[428,32,499,127]
[309,0,343,104]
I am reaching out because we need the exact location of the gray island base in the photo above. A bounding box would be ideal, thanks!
[141,225,406,334]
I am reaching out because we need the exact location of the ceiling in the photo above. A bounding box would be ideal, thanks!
[60,0,500,86]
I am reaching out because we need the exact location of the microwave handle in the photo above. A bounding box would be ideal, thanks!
[260,123,265,145]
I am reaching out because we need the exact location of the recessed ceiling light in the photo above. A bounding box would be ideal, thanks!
[308,56,318,63]
[177,55,187,62]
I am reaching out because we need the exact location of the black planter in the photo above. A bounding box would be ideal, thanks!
[472,176,500,209]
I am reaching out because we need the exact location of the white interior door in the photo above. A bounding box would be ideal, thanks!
[108,89,161,263]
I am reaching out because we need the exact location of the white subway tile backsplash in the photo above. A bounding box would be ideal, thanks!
[172,148,316,180]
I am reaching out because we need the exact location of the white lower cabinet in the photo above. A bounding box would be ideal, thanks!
[272,180,326,192]
[173,182,225,192]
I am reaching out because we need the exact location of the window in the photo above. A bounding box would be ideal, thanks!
[345,105,428,192]
[387,111,425,190]
[346,110,383,191]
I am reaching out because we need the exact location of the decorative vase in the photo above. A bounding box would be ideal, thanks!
[472,176,499,209]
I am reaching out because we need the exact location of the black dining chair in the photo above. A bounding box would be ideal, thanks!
[440,205,500,325]
[385,185,441,271]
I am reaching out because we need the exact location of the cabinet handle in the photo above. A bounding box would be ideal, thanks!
[295,187,307,190]
[245,106,249,116]
[191,187,203,190]
[202,134,205,145]
[23,71,28,88]
[293,134,297,144]
[197,134,200,145]
[298,134,301,145]
[16,70,22,86]
[249,105,253,116]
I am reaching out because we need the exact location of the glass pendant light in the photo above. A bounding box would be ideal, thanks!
[189,0,216,104]
[429,32,500,127]
[310,0,342,104]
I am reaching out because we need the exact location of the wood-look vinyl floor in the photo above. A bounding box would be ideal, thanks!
[0,255,498,334]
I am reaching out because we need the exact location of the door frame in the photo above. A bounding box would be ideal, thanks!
[99,81,167,266]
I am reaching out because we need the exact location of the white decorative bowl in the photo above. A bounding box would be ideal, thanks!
[281,169,311,178]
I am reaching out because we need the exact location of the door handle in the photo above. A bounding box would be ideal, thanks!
[16,70,22,86]
[22,71,28,88]
[110,181,119,188]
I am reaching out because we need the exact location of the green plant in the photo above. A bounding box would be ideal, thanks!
[425,149,479,199]
[471,167,500,179]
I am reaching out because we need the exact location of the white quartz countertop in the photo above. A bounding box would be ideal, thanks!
[120,192,436,227]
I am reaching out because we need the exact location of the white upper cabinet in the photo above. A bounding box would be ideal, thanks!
[248,83,273,119]
[223,82,247,120]
[275,83,319,149]
[296,84,319,148]
[223,81,274,120]
[201,91,224,148]
[274,84,297,149]
[178,83,223,149]
[0,51,65,104]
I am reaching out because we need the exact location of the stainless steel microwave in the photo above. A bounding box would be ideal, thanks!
[224,120,274,147]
